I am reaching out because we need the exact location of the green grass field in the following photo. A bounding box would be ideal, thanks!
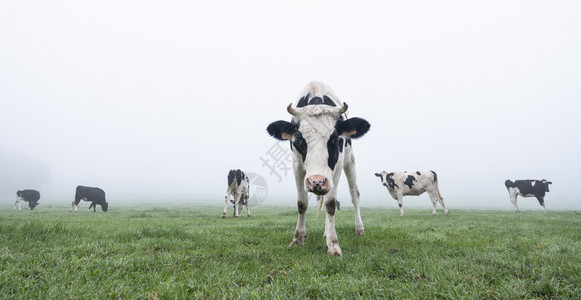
[1,205,580,299]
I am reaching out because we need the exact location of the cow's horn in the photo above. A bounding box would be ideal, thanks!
[287,103,299,116]
[338,102,348,114]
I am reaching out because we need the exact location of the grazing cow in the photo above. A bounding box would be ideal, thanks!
[267,81,370,256]
[505,179,552,212]
[223,169,250,218]
[374,170,448,216]
[71,186,108,212]
[15,189,41,210]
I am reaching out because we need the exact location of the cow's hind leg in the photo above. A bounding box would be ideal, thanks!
[343,151,364,235]
[233,193,240,218]
[428,192,438,216]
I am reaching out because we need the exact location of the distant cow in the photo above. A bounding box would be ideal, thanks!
[267,81,370,256]
[375,170,448,216]
[71,186,108,212]
[505,179,552,212]
[15,189,41,210]
[223,169,250,218]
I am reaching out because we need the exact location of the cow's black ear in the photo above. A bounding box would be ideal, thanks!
[374,173,381,177]
[267,120,295,140]
[338,117,370,139]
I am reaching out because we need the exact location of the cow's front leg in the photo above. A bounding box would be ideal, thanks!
[324,197,342,256]
[510,194,520,213]
[397,194,405,216]
[71,201,78,213]
[536,196,547,213]
[343,154,364,236]
[290,197,308,247]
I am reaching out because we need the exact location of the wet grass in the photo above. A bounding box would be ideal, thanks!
[1,205,580,298]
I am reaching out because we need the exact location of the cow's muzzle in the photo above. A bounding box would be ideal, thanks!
[306,175,330,195]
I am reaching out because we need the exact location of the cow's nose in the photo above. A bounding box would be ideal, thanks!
[306,175,330,195]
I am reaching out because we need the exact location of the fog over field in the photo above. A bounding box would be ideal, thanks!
[1,1,580,210]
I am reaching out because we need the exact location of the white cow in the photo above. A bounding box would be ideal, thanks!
[267,81,370,256]
[223,169,250,218]
[375,170,448,216]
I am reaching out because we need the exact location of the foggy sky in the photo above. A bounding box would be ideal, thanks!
[1,1,580,210]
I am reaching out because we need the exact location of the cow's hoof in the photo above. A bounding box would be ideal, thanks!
[327,243,342,256]
[356,229,365,236]
[289,236,305,247]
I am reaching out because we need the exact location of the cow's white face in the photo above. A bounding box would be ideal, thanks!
[268,100,370,195]
[291,106,344,194]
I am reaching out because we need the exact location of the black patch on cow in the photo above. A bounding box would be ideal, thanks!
[297,94,337,107]
[337,117,370,139]
[346,138,352,147]
[236,169,243,185]
[387,173,399,189]
[227,170,235,186]
[431,171,438,182]
[309,97,323,105]
[338,137,344,153]
[404,175,416,189]
[297,202,307,215]
[416,171,421,176]
[327,131,340,170]
[267,120,297,141]
[297,95,309,108]
[323,96,337,107]
[292,131,307,162]
[325,198,337,216]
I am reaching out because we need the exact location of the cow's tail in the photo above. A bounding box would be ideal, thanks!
[431,171,444,201]
[435,182,444,202]
[316,196,324,218]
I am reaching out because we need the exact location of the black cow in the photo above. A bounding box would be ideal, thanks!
[15,189,41,210]
[505,179,552,212]
[72,186,108,212]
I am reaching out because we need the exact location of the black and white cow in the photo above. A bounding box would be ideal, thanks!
[267,81,370,256]
[375,170,448,216]
[223,169,250,218]
[71,185,108,212]
[15,189,41,210]
[505,179,552,212]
